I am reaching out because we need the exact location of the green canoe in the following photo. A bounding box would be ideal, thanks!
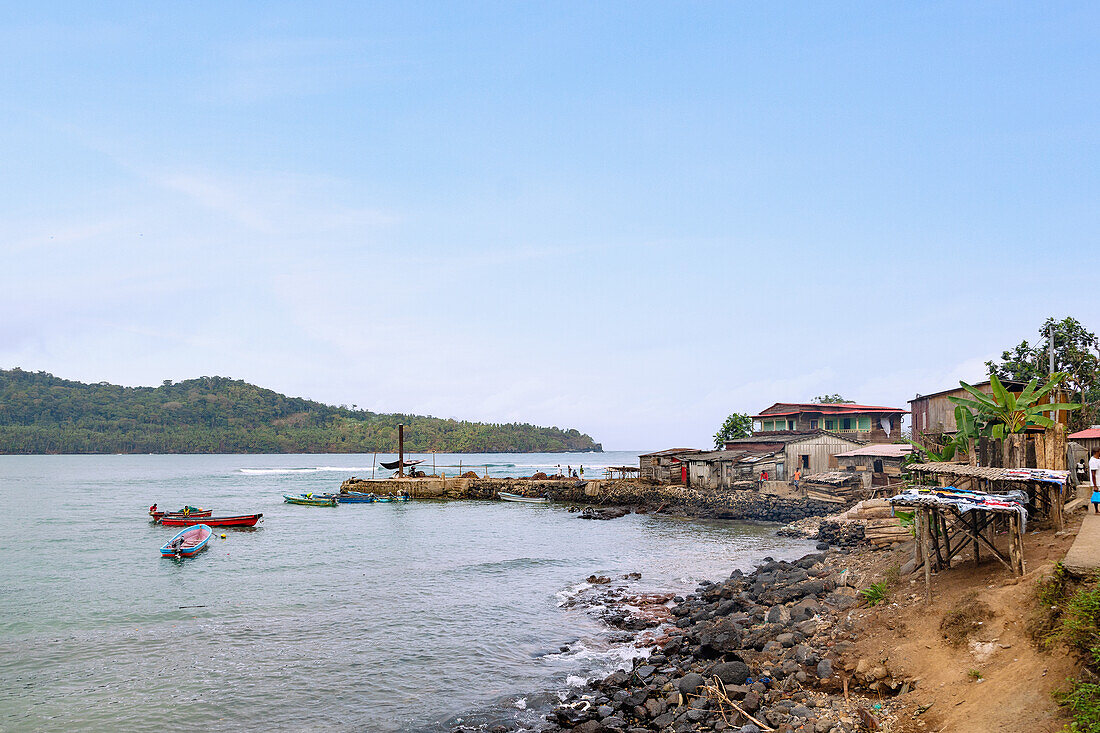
[283,494,338,506]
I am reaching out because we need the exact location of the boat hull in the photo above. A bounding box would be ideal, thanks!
[160,524,212,557]
[499,492,550,504]
[284,495,338,506]
[150,508,212,520]
[337,493,375,503]
[160,514,262,527]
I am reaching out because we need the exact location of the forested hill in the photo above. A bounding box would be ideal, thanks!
[0,369,602,454]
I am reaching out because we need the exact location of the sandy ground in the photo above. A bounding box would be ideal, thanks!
[834,508,1085,733]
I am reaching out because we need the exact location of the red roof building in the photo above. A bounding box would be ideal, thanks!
[752,402,908,444]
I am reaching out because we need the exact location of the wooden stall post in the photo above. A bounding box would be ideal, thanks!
[921,509,933,603]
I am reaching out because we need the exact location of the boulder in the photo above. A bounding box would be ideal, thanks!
[678,672,705,695]
[712,661,750,685]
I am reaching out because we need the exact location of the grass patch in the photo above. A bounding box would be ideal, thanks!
[968,669,983,681]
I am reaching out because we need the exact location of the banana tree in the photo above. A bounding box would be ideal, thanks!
[947,373,1081,439]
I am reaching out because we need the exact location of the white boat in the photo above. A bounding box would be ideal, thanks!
[498,491,550,504]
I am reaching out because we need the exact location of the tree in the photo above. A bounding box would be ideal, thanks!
[987,317,1100,428]
[714,413,753,449]
[811,394,855,404]
[949,373,1081,439]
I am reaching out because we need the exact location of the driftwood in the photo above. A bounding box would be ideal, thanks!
[701,677,776,732]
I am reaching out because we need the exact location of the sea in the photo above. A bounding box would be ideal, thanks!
[0,452,817,732]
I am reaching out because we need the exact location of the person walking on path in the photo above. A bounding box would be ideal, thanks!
[793,469,801,490]
[1090,449,1100,514]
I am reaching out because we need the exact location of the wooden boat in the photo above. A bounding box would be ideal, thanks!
[160,524,212,558]
[284,494,338,506]
[499,491,550,504]
[150,507,212,520]
[379,459,424,470]
[373,495,393,503]
[160,513,263,527]
[337,491,376,503]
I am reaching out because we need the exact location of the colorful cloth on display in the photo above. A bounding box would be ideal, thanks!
[889,486,1029,531]
[999,468,1068,485]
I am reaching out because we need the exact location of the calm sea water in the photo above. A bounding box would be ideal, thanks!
[0,453,816,732]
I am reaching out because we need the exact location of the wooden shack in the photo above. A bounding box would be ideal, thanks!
[833,444,913,489]
[680,450,748,490]
[802,471,866,505]
[638,448,702,484]
[1069,428,1100,456]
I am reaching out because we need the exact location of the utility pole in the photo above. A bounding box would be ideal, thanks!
[1049,322,1055,375]
[1049,323,1058,426]
[398,423,405,477]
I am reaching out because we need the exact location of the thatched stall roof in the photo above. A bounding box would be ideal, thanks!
[906,462,1068,485]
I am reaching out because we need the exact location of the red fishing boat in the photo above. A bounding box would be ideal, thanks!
[159,513,263,528]
[149,508,213,521]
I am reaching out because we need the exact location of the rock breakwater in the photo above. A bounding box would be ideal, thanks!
[534,551,914,733]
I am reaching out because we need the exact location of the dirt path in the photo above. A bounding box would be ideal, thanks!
[837,510,1084,732]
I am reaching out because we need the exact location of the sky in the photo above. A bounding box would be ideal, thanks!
[2,3,1098,450]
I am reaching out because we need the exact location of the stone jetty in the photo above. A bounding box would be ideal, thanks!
[339,476,837,524]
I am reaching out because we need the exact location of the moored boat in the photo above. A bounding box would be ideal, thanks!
[149,506,212,520]
[373,495,393,503]
[337,491,376,503]
[160,524,213,558]
[160,513,263,527]
[499,491,550,504]
[284,494,338,506]
[379,458,424,470]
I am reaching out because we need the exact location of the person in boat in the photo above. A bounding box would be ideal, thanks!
[149,503,158,515]
[183,506,190,516]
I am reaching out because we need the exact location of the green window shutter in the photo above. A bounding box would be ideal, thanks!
[858,417,871,431]
[824,420,834,430]
[763,420,773,431]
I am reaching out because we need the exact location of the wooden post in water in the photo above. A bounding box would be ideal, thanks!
[372,451,377,479]
[398,424,405,477]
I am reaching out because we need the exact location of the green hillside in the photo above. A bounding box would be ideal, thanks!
[0,369,602,454]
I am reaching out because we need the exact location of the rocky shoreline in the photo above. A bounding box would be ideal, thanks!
[454,546,915,733]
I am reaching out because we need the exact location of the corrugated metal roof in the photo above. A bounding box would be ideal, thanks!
[1070,428,1100,440]
[834,444,913,458]
[638,448,703,458]
[681,450,750,462]
[907,379,1029,403]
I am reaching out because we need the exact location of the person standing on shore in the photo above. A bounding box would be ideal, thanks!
[793,468,801,490]
[1090,449,1100,514]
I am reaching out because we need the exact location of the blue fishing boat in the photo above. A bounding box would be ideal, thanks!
[160,524,212,558]
[337,491,376,503]
[373,495,393,503]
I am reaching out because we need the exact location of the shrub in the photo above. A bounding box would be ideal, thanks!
[860,581,889,607]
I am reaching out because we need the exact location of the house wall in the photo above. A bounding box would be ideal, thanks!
[782,434,866,475]
[836,455,908,488]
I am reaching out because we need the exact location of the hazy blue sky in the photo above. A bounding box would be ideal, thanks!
[2,3,1097,449]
